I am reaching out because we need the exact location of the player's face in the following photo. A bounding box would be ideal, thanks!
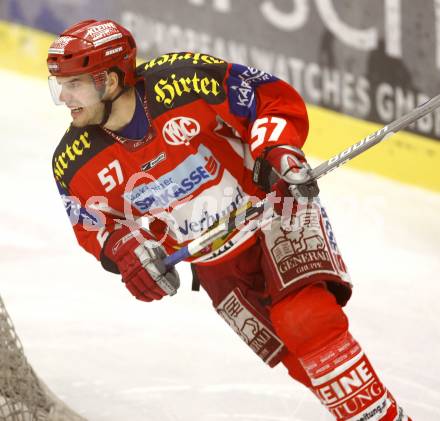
[53,74,106,127]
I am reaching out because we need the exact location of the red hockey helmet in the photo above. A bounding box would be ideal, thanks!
[47,19,137,104]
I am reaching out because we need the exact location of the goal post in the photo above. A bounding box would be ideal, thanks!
[0,295,87,421]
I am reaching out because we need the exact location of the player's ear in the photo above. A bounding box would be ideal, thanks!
[106,70,121,96]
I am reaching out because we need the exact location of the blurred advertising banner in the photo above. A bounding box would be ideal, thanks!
[4,0,440,141]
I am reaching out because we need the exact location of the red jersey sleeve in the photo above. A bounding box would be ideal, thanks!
[212,62,309,158]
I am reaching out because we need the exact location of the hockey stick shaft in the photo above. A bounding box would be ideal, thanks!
[164,94,440,268]
[309,94,440,181]
[163,198,269,267]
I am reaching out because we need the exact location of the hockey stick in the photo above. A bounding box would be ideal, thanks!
[308,94,440,181]
[163,198,270,268]
[163,94,440,268]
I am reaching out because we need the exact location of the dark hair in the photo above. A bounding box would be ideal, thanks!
[108,66,125,88]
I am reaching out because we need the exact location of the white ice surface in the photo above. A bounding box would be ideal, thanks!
[0,69,439,421]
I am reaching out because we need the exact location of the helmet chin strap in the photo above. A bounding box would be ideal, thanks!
[99,86,129,126]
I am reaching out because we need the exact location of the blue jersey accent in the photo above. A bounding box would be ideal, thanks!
[117,83,149,140]
[226,64,277,122]
[123,144,220,212]
[57,183,104,228]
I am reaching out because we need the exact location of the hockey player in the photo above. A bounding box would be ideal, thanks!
[48,19,411,420]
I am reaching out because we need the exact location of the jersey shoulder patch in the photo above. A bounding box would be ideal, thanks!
[138,52,228,118]
[52,125,112,189]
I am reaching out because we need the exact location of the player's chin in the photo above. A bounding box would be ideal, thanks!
[71,120,88,128]
[70,112,91,127]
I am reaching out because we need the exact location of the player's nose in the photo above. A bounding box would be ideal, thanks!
[59,86,71,104]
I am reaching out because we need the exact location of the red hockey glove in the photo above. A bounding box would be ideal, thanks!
[253,145,315,213]
[264,145,309,186]
[101,225,180,302]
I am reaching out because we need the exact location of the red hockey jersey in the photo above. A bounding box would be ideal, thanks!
[52,52,309,266]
